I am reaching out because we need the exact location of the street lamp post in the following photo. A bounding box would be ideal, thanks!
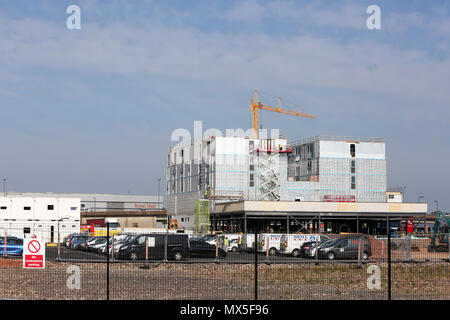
[157,178,161,209]
[434,200,439,212]
[2,179,6,197]
[418,196,424,203]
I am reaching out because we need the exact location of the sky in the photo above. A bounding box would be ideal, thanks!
[0,0,449,212]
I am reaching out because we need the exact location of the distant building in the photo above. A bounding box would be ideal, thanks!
[7,192,167,230]
[0,196,80,243]
[7,192,163,212]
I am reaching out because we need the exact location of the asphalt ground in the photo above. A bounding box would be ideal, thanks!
[46,245,317,264]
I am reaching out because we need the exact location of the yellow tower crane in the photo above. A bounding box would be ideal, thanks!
[250,90,316,139]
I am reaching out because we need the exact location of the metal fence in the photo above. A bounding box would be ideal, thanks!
[0,222,448,300]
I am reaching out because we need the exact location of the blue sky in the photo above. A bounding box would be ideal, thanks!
[0,1,449,212]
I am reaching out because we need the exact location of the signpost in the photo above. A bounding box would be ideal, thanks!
[23,237,45,269]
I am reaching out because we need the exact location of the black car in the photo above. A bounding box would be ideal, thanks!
[300,236,331,257]
[117,233,190,261]
[189,240,227,258]
[317,236,371,260]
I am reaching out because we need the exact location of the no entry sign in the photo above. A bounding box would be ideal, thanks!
[23,237,45,269]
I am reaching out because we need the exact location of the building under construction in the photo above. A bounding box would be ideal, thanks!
[166,91,427,234]
[166,134,427,234]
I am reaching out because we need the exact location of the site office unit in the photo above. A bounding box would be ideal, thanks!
[0,197,80,243]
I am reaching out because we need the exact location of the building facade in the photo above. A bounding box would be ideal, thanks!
[0,197,80,243]
[7,192,163,212]
[167,135,387,230]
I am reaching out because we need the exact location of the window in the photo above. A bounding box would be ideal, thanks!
[47,205,54,210]
[24,206,31,211]
[351,160,356,173]
[70,207,77,211]
[350,144,356,157]
[388,195,395,199]
[0,206,6,210]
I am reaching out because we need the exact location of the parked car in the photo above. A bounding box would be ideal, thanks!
[117,233,190,261]
[0,237,23,256]
[190,240,227,258]
[89,238,109,253]
[69,235,91,250]
[73,236,95,250]
[300,236,332,257]
[317,236,371,260]
[80,237,107,252]
[279,234,328,257]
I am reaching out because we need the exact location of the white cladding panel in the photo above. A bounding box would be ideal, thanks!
[319,141,385,159]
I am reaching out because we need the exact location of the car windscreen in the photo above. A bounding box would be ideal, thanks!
[320,239,340,248]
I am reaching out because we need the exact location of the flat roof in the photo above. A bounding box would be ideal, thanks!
[212,200,427,218]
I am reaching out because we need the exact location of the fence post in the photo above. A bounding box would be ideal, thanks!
[106,222,110,301]
[314,236,319,265]
[406,235,411,262]
[215,236,219,263]
[254,229,258,301]
[358,238,361,267]
[265,238,269,263]
[387,216,391,301]
[164,232,168,263]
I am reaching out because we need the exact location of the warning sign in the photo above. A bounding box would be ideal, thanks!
[23,237,45,269]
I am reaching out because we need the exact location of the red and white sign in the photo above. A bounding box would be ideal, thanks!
[23,237,45,269]
[323,195,356,202]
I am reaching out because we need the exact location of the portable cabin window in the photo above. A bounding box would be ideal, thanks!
[0,206,6,210]
[24,206,31,211]
[47,205,54,210]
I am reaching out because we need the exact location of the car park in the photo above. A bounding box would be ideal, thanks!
[189,240,227,258]
[117,233,190,261]
[317,236,371,260]
[0,237,23,256]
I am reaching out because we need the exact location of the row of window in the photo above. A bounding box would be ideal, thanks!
[0,206,77,211]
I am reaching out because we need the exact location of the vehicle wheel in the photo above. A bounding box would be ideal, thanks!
[292,249,300,257]
[362,252,369,260]
[231,246,237,253]
[269,248,277,256]
[129,252,138,261]
[172,251,183,261]
[327,252,335,260]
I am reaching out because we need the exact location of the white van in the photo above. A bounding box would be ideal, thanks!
[279,234,321,257]
[257,233,283,256]
[221,234,243,252]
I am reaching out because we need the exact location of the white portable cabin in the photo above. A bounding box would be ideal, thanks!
[0,197,80,243]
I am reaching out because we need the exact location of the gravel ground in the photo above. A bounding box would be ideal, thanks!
[0,259,448,300]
